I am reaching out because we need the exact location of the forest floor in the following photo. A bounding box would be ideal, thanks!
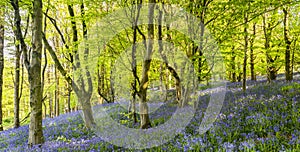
[1,74,300,151]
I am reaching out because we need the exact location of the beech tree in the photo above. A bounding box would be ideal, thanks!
[262,9,280,82]
[138,1,155,129]
[242,4,249,91]
[11,0,44,144]
[11,0,45,145]
[43,1,95,128]
[13,27,21,128]
[283,6,293,81]
[0,0,298,135]
[129,0,142,124]
[27,0,44,146]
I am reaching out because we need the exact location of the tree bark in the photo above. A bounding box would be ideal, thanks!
[242,12,248,91]
[0,9,4,131]
[283,7,292,81]
[97,63,107,103]
[230,46,236,82]
[198,20,204,82]
[250,24,256,81]
[28,0,44,146]
[14,40,21,128]
[79,96,94,128]
[54,65,60,116]
[291,39,296,74]
[109,61,115,102]
[47,66,53,117]
[48,93,52,117]
[67,87,71,113]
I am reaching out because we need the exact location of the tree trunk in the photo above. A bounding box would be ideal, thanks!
[47,65,52,117]
[237,65,242,82]
[0,11,4,131]
[80,96,95,128]
[283,7,292,81]
[97,64,107,104]
[43,32,95,128]
[291,39,296,74]
[42,99,47,118]
[28,0,44,146]
[129,2,142,124]
[43,1,95,128]
[49,95,52,118]
[110,61,115,102]
[64,59,72,113]
[20,64,24,117]
[263,13,278,82]
[242,12,248,91]
[54,67,60,116]
[164,70,169,101]
[268,66,277,81]
[198,22,204,82]
[11,0,28,128]
[129,82,137,123]
[231,47,236,82]
[139,2,155,129]
[158,8,182,106]
[250,24,256,81]
[159,63,163,91]
[188,0,214,82]
[14,43,21,128]
[79,3,95,128]
[42,11,48,118]
[67,87,71,113]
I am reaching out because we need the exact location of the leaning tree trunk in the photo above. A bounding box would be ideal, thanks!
[158,8,182,106]
[43,32,95,128]
[0,10,4,131]
[42,2,95,127]
[28,0,44,146]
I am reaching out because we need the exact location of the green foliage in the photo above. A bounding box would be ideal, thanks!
[153,116,169,127]
[1,1,300,149]
[281,82,300,92]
